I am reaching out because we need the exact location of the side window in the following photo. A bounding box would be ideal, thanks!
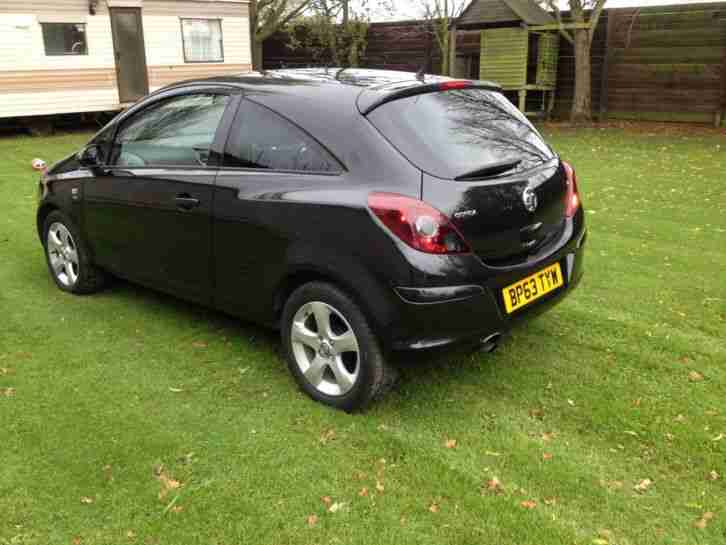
[89,124,116,165]
[110,93,230,168]
[224,100,341,173]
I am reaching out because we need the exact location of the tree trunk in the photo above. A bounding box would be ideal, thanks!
[571,28,592,123]
[254,38,264,70]
[249,0,260,71]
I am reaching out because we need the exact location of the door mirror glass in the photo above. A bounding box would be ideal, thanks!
[77,144,102,168]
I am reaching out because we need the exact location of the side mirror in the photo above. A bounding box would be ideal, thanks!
[77,144,102,168]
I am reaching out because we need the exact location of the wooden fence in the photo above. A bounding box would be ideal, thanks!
[263,2,726,124]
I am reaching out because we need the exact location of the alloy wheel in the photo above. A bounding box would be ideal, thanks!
[46,222,79,287]
[290,301,360,396]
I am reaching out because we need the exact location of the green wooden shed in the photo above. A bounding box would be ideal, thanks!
[450,0,561,116]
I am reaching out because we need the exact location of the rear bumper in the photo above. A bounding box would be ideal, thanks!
[386,221,587,351]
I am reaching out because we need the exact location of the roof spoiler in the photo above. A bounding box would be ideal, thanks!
[357,79,502,115]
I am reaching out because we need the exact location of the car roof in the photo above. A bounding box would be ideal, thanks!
[162,68,500,114]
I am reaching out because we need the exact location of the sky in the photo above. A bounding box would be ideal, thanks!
[360,0,723,22]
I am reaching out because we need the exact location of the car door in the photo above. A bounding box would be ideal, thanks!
[83,90,235,304]
[212,98,344,323]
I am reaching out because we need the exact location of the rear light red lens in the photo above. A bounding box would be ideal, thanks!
[368,192,471,254]
[439,80,471,91]
[562,161,581,217]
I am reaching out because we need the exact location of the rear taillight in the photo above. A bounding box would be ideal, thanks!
[438,80,471,91]
[562,161,581,217]
[368,192,471,254]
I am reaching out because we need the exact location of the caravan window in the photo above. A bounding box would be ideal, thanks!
[181,19,224,63]
[41,23,88,56]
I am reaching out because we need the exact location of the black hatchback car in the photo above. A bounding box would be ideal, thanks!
[37,68,586,411]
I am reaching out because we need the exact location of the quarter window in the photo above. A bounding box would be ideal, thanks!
[111,93,230,168]
[41,23,88,56]
[224,100,341,173]
[181,19,223,63]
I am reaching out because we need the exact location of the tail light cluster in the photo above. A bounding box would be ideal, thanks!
[368,192,470,255]
[562,161,581,217]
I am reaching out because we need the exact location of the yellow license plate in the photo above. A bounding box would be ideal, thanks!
[502,262,563,314]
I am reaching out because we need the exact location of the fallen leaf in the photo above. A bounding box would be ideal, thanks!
[1,388,16,397]
[520,500,537,509]
[707,470,720,481]
[156,470,181,500]
[192,341,208,348]
[674,414,686,422]
[634,478,653,493]
[567,399,575,406]
[358,487,369,497]
[542,452,553,461]
[80,497,94,504]
[170,505,183,513]
[688,371,704,382]
[321,496,332,507]
[375,480,385,493]
[306,514,318,527]
[428,502,440,513]
[72,537,82,545]
[712,433,724,442]
[168,387,184,393]
[319,429,336,444]
[541,432,556,442]
[484,477,503,495]
[544,497,557,506]
[632,398,642,407]
[445,438,458,449]
[328,501,347,513]
[126,530,136,539]
[529,408,545,419]
[694,511,715,529]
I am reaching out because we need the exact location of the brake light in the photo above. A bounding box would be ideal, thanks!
[562,161,581,217]
[368,192,471,254]
[439,80,471,91]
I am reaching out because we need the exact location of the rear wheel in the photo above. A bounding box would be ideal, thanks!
[281,282,396,411]
[43,211,105,294]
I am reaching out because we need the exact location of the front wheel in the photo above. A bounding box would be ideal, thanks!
[43,211,105,294]
[281,282,396,412]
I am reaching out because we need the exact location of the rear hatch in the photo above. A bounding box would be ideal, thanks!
[366,85,567,265]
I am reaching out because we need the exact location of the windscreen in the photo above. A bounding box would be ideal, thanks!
[367,89,555,180]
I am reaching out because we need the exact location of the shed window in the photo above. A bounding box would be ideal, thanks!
[181,19,223,63]
[41,23,88,56]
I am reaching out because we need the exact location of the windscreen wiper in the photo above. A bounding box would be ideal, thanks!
[455,159,522,181]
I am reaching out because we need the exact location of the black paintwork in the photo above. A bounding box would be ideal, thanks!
[37,69,586,351]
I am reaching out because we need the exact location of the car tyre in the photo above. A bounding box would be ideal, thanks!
[43,210,105,294]
[281,281,396,412]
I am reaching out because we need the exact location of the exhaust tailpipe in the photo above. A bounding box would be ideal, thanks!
[480,332,502,353]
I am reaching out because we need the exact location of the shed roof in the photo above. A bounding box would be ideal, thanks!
[457,0,555,26]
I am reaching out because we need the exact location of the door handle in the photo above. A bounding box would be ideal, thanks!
[175,194,201,210]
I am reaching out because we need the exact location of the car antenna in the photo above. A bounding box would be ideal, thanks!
[416,66,426,82]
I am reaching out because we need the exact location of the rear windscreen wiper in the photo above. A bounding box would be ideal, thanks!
[455,159,522,181]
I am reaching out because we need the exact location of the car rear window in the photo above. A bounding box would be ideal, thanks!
[367,89,554,180]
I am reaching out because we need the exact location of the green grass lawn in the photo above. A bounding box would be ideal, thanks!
[1,125,725,545]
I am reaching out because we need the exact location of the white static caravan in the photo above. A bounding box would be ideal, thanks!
[0,0,252,119]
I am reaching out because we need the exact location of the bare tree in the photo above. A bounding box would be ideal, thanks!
[286,1,392,67]
[541,0,607,123]
[249,0,313,70]
[419,0,467,76]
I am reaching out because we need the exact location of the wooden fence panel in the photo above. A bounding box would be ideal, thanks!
[262,3,726,124]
